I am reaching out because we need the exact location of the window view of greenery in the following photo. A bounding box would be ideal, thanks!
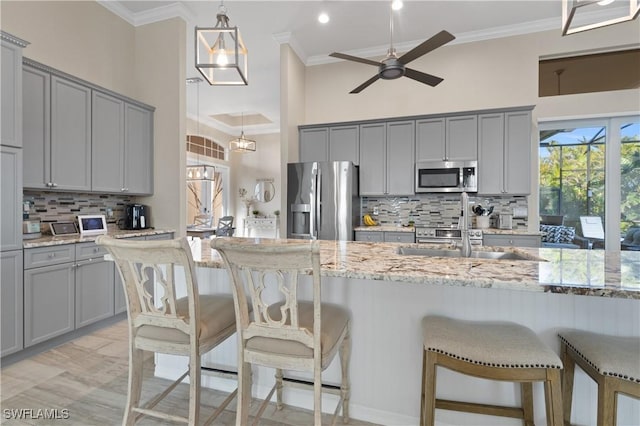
[620,122,640,233]
[539,122,640,241]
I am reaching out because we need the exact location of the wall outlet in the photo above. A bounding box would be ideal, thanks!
[512,207,528,218]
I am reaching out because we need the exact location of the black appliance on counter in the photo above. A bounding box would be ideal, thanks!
[123,204,150,230]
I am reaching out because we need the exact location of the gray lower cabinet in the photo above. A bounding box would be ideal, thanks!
[359,120,414,196]
[478,109,532,195]
[75,242,114,328]
[483,234,540,248]
[24,249,75,347]
[355,231,384,242]
[50,75,92,191]
[1,250,23,356]
[1,146,22,251]
[355,231,415,243]
[383,232,415,243]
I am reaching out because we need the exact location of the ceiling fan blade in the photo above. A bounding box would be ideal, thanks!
[330,52,381,67]
[398,30,455,65]
[404,68,444,87]
[350,75,381,94]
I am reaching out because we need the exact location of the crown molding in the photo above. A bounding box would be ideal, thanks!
[97,1,194,26]
[273,32,308,64]
[305,5,633,66]
[1,31,30,48]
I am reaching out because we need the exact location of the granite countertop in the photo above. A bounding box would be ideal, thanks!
[354,225,415,233]
[192,238,640,299]
[23,227,176,248]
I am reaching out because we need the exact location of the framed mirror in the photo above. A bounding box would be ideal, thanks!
[255,179,275,203]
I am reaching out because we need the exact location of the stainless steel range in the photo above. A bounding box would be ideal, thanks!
[415,227,483,246]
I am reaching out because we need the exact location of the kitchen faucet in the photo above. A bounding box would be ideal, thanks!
[459,191,472,257]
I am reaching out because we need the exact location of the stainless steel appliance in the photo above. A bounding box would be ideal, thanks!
[287,161,360,241]
[415,160,477,193]
[124,204,150,230]
[415,227,483,246]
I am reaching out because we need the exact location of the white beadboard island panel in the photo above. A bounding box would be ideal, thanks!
[154,238,639,425]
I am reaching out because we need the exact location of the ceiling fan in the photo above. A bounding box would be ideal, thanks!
[329,6,455,94]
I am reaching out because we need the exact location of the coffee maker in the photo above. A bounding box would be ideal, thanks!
[124,204,150,229]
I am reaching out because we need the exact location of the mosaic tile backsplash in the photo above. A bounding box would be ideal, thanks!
[362,194,529,229]
[23,191,141,230]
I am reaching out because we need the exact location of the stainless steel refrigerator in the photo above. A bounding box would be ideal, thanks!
[287,161,360,241]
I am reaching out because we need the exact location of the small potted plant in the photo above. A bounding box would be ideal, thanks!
[252,209,260,218]
[273,210,280,217]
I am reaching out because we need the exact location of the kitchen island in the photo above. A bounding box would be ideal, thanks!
[157,238,639,425]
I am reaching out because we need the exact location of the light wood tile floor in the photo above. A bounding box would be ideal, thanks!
[1,320,378,425]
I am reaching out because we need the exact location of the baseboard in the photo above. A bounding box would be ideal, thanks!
[154,363,419,425]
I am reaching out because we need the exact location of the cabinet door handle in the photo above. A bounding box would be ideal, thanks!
[52,182,58,187]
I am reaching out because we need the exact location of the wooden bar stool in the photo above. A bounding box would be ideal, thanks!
[421,315,563,426]
[558,330,640,426]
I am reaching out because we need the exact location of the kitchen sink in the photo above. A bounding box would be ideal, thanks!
[396,247,538,261]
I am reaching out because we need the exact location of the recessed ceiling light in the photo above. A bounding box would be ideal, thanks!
[318,12,329,24]
[391,0,403,11]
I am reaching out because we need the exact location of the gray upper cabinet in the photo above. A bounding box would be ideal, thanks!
[124,103,153,195]
[359,122,386,195]
[416,118,445,162]
[22,65,50,189]
[299,127,328,162]
[329,125,359,165]
[446,115,477,161]
[1,250,23,357]
[416,115,477,161]
[92,91,124,193]
[23,59,154,195]
[386,121,415,196]
[504,111,531,195]
[1,36,24,148]
[478,109,532,195]
[50,75,92,191]
[1,146,22,251]
[359,121,414,196]
[299,125,359,165]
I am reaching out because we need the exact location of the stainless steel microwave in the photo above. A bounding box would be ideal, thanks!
[415,160,478,193]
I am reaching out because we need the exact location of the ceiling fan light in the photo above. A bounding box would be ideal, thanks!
[318,13,330,24]
[391,0,403,11]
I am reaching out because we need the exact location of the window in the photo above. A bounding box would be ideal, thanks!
[186,135,229,227]
[539,116,640,250]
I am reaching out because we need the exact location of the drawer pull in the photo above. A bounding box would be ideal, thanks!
[48,253,56,258]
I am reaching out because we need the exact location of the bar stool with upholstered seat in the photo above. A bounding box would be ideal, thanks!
[211,238,351,426]
[421,315,563,426]
[558,330,640,426]
[97,236,238,425]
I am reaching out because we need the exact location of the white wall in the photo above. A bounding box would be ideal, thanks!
[2,1,187,235]
[304,22,640,124]
[279,44,306,236]
[230,132,282,233]
[302,21,639,230]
